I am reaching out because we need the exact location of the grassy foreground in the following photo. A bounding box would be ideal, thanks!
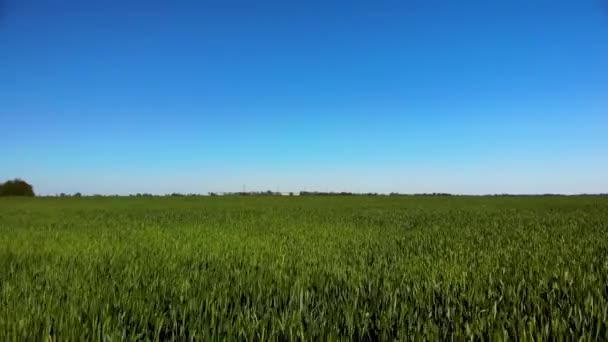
[1,196,607,340]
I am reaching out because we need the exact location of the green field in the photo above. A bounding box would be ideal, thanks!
[1,196,607,340]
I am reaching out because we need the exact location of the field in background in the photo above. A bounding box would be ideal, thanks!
[1,196,607,339]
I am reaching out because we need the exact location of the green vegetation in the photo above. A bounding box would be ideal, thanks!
[0,179,35,197]
[1,196,607,340]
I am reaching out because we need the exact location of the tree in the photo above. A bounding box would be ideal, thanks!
[0,179,35,197]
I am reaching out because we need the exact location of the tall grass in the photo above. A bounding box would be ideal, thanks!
[1,196,607,339]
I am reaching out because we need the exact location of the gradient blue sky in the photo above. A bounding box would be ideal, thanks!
[1,0,607,195]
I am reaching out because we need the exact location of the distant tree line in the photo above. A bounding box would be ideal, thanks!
[43,191,480,197]
[3,179,605,198]
[211,190,285,196]
[0,179,35,197]
[299,191,380,196]
[56,192,608,197]
[390,192,453,196]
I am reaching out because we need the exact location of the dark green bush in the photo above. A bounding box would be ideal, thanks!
[0,179,35,197]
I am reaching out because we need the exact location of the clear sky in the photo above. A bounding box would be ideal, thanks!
[1,0,607,195]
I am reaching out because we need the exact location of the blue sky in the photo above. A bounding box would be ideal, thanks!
[1,0,607,195]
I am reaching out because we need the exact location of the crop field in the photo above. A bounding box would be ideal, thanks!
[0,196,607,340]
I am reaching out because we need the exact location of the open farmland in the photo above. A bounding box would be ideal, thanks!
[1,196,607,340]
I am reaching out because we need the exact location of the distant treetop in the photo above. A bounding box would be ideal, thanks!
[0,179,35,197]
